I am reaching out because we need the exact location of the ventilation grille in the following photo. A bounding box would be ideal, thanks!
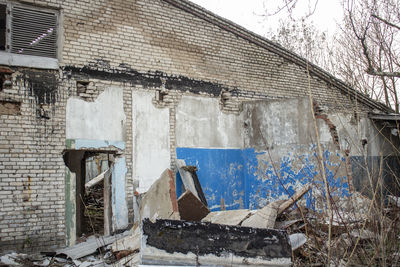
[11,6,57,58]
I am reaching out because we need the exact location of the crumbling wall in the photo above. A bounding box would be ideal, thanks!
[175,97,393,211]
[0,0,395,253]
[0,67,67,251]
[132,90,170,193]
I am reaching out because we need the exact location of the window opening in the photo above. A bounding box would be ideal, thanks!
[0,3,58,58]
[11,6,57,58]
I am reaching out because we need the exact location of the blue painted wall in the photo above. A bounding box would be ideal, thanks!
[177,147,349,211]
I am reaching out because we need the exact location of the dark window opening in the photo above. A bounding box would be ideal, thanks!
[0,4,6,51]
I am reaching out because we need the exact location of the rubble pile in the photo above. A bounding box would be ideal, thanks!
[2,166,399,266]
[280,192,400,266]
[83,183,104,235]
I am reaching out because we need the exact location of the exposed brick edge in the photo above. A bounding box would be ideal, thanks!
[167,169,179,213]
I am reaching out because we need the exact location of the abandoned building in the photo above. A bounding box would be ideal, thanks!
[0,0,399,255]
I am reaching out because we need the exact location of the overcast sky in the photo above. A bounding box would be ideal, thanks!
[189,0,343,38]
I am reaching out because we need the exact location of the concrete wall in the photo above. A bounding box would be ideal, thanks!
[176,97,351,211]
[0,0,397,252]
[132,90,170,193]
[176,96,244,149]
[66,87,126,141]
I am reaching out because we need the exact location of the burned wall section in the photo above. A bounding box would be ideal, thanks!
[142,219,292,262]
[0,66,67,252]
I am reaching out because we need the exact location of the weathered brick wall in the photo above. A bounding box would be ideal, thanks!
[0,0,376,252]
[59,0,365,111]
[0,68,66,251]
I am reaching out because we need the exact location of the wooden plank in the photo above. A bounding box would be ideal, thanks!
[85,168,110,189]
[278,183,311,215]
[178,190,209,221]
[104,168,112,236]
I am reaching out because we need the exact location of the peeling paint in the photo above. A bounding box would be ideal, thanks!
[112,157,128,230]
[65,167,76,247]
[177,147,349,211]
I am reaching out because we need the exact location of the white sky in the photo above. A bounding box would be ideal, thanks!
[189,0,343,38]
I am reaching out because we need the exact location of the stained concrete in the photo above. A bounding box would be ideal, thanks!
[243,97,315,149]
[132,90,170,193]
[66,87,126,141]
[176,95,244,149]
[139,169,179,221]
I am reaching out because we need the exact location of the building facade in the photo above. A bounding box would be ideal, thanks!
[0,0,398,251]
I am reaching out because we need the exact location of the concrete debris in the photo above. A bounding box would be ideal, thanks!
[349,229,375,240]
[178,190,210,221]
[289,233,307,250]
[111,225,140,253]
[139,169,179,221]
[0,252,108,266]
[242,201,280,229]
[275,219,303,230]
[0,252,22,265]
[141,219,292,266]
[176,159,199,199]
[56,231,129,260]
[176,159,208,206]
[85,168,111,189]
[202,209,252,225]
[387,194,400,207]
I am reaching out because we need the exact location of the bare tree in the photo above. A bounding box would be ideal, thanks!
[265,0,400,112]
[341,0,400,112]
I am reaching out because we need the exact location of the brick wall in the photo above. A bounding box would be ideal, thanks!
[0,0,376,251]
[0,68,66,251]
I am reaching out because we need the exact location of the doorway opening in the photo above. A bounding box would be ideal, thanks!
[64,150,115,240]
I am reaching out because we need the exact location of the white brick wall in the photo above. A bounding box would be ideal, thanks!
[0,0,373,252]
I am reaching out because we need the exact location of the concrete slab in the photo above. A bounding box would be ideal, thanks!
[176,160,199,200]
[139,169,179,221]
[241,201,281,229]
[202,209,252,225]
[111,225,140,252]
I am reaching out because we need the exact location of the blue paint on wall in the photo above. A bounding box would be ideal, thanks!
[176,148,246,211]
[112,157,128,230]
[177,147,349,211]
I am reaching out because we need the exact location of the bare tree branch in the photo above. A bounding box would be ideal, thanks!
[372,14,400,31]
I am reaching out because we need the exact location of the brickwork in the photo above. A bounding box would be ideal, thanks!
[0,68,66,251]
[0,0,382,252]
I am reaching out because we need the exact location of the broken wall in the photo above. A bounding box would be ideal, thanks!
[176,97,353,211]
[0,0,396,252]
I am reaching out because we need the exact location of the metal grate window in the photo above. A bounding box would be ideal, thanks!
[11,6,57,58]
